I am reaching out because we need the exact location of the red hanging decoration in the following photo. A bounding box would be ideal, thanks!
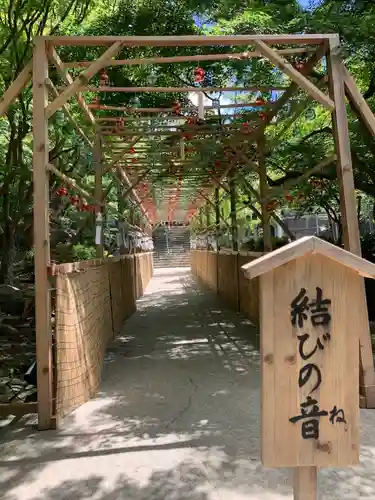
[259,112,267,121]
[173,101,181,114]
[129,147,136,154]
[294,61,305,71]
[100,69,109,86]
[215,160,221,168]
[69,195,80,206]
[285,194,293,202]
[117,117,124,131]
[56,186,68,196]
[194,67,205,83]
[256,96,266,106]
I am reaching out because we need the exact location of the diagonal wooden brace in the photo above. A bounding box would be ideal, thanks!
[254,40,335,111]
[46,41,123,119]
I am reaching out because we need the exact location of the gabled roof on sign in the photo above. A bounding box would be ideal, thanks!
[241,235,375,280]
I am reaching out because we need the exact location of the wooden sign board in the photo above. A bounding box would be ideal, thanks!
[241,237,374,469]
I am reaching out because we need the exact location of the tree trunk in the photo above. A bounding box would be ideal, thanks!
[0,223,16,284]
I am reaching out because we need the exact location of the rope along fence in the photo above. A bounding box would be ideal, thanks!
[54,253,153,420]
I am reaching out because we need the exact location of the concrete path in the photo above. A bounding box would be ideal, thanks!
[1,268,375,499]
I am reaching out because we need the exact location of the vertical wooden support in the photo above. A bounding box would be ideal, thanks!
[294,467,318,500]
[327,35,375,407]
[94,135,104,258]
[258,134,272,252]
[118,183,126,255]
[229,171,238,251]
[215,186,221,251]
[33,38,52,430]
[198,91,204,120]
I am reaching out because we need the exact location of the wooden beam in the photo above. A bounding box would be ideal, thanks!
[327,38,361,254]
[89,101,271,113]
[83,85,288,93]
[254,40,335,111]
[102,136,142,175]
[46,41,123,118]
[48,47,96,125]
[44,34,335,47]
[47,163,93,199]
[63,48,314,68]
[94,137,104,258]
[0,60,32,117]
[343,65,375,139]
[33,38,53,430]
[327,36,375,408]
[45,79,93,148]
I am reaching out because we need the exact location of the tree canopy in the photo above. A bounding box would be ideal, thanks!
[1,0,375,279]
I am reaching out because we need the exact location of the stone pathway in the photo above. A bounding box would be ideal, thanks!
[1,267,375,499]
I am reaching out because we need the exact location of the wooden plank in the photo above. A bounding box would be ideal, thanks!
[64,48,314,68]
[47,163,92,199]
[33,38,53,430]
[83,85,287,93]
[45,79,93,148]
[44,34,335,47]
[343,65,375,139]
[294,467,318,500]
[327,38,360,254]
[102,136,142,175]
[260,253,360,468]
[46,42,123,119]
[89,102,270,113]
[327,38,375,408]
[48,47,96,125]
[254,40,335,111]
[0,60,32,117]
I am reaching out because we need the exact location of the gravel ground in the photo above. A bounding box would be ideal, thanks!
[0,267,375,499]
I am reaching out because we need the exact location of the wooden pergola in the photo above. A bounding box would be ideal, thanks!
[1,33,375,428]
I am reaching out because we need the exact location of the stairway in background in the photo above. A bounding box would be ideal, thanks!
[153,225,190,268]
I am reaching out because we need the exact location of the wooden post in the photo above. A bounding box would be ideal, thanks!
[94,136,104,258]
[242,236,369,498]
[118,183,126,255]
[294,467,317,500]
[198,91,204,120]
[215,186,221,251]
[327,35,375,408]
[258,134,272,252]
[33,38,53,430]
[229,172,238,251]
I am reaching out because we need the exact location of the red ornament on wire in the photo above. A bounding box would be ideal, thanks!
[173,101,181,114]
[100,69,109,86]
[194,67,205,83]
[294,61,305,71]
[256,96,266,106]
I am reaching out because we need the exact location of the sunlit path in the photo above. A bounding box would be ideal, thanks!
[1,269,375,499]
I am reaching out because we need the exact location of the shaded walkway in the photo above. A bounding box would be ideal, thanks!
[1,268,375,499]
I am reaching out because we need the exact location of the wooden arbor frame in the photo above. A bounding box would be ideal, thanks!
[0,33,371,428]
